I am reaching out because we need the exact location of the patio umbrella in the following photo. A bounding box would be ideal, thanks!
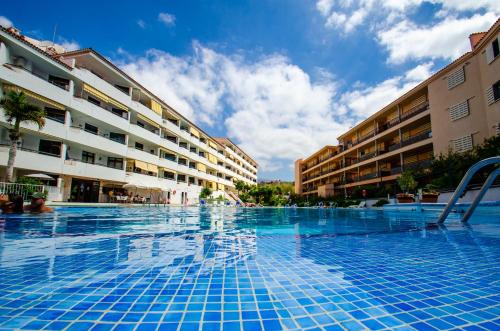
[25,173,55,180]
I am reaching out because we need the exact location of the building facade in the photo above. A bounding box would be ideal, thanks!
[0,27,258,203]
[295,20,500,198]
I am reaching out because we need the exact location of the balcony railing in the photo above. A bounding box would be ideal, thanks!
[0,142,61,158]
[401,101,429,121]
[8,63,70,91]
[403,159,432,171]
[401,131,432,147]
[70,126,126,145]
[357,172,377,181]
[66,157,124,170]
[359,151,377,162]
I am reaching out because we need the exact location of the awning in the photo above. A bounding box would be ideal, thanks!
[147,163,158,173]
[197,163,207,172]
[3,84,65,110]
[207,153,218,164]
[189,127,200,138]
[208,141,218,149]
[160,167,176,174]
[151,100,162,115]
[218,183,225,191]
[134,160,149,172]
[83,83,128,111]
[137,113,160,129]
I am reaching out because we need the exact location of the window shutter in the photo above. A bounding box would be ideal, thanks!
[453,135,473,152]
[449,100,470,121]
[486,44,495,64]
[447,67,465,90]
[486,86,495,105]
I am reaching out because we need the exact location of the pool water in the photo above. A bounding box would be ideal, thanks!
[0,207,498,331]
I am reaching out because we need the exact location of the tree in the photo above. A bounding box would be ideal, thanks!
[1,91,46,182]
[199,187,212,199]
[234,180,246,195]
[398,170,417,194]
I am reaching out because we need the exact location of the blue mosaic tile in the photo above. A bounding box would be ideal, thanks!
[0,207,499,331]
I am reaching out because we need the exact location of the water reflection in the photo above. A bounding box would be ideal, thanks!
[0,207,498,330]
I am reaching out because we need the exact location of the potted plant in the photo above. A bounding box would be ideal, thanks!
[421,184,440,203]
[397,171,417,203]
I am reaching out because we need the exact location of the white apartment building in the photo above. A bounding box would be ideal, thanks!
[0,27,258,203]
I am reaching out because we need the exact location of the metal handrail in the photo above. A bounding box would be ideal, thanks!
[461,167,500,222]
[437,156,500,223]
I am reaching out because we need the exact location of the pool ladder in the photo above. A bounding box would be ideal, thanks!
[437,156,500,223]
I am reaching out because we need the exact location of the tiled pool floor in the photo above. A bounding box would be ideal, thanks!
[0,207,498,330]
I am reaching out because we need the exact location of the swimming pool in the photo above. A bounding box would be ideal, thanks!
[0,207,498,331]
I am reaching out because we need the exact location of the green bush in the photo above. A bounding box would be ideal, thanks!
[199,187,212,199]
[373,199,389,207]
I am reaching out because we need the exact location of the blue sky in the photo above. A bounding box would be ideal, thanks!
[1,1,498,180]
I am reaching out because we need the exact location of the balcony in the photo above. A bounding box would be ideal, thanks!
[127,147,159,165]
[404,159,432,171]
[401,101,429,121]
[359,151,377,162]
[401,131,432,147]
[129,124,161,145]
[75,68,131,107]
[72,97,130,131]
[0,144,62,173]
[358,172,378,181]
[358,130,376,144]
[67,126,128,156]
[0,64,72,106]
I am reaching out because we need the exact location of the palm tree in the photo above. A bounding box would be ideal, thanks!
[1,90,46,182]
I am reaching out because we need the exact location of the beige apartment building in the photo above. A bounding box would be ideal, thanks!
[295,19,500,198]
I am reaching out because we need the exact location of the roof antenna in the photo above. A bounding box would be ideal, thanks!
[51,24,57,45]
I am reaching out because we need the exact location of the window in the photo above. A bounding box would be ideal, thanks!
[45,107,66,123]
[38,139,61,156]
[163,171,175,180]
[111,107,128,119]
[487,37,500,63]
[84,123,98,135]
[82,151,95,164]
[107,157,123,169]
[178,158,187,166]
[136,121,145,128]
[109,132,125,144]
[453,135,473,153]
[447,67,465,89]
[486,80,500,105]
[48,75,69,90]
[135,142,143,150]
[449,100,470,121]
[87,96,101,106]
[114,84,130,95]
[177,174,186,182]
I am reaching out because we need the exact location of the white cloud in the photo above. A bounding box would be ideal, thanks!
[0,16,13,28]
[158,12,176,26]
[137,19,146,29]
[59,40,80,52]
[119,43,352,172]
[315,0,499,62]
[378,12,498,63]
[119,43,437,174]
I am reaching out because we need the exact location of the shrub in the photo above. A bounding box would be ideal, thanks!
[373,199,389,207]
[199,187,212,199]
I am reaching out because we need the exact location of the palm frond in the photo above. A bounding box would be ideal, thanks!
[0,90,46,129]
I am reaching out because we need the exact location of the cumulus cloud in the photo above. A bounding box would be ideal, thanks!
[0,15,13,28]
[119,43,354,172]
[158,12,176,26]
[378,13,498,63]
[59,39,80,52]
[315,0,499,62]
[119,43,437,174]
